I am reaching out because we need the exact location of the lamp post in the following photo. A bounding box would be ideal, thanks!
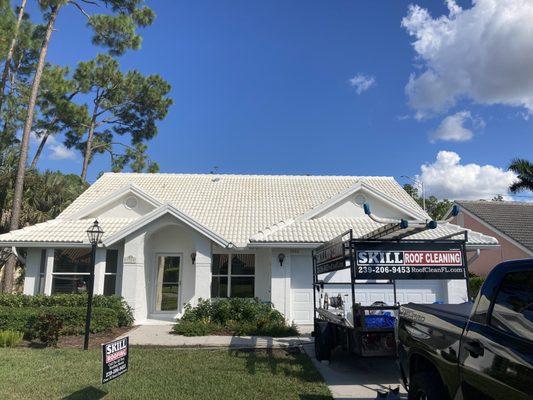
[84,219,104,350]
[401,175,426,212]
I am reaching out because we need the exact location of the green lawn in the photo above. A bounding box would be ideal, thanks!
[0,347,332,400]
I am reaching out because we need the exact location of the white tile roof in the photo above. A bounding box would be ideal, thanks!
[0,218,133,244]
[249,219,498,246]
[56,173,426,247]
[0,173,497,248]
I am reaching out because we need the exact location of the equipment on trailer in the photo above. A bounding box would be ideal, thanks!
[312,204,469,361]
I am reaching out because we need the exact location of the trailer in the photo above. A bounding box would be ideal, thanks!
[312,204,469,361]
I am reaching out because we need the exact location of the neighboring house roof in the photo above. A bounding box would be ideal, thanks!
[455,200,533,253]
[249,218,498,247]
[0,173,498,248]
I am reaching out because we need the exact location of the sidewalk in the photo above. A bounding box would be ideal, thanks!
[118,324,312,348]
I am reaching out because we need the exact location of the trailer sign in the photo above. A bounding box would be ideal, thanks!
[102,337,129,384]
[354,242,466,280]
[314,236,349,274]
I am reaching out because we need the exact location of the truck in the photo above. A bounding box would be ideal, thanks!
[398,259,533,400]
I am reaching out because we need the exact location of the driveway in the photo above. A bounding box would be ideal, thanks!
[303,343,406,400]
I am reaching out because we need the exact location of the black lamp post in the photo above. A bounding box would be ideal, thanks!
[84,219,104,350]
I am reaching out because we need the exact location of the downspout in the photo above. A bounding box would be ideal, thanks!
[467,248,481,265]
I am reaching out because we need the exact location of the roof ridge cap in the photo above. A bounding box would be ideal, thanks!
[99,172,392,179]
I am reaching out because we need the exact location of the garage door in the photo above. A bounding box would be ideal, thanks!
[291,254,314,325]
[290,257,447,325]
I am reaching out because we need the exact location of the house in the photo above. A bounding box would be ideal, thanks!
[0,173,498,325]
[449,201,533,276]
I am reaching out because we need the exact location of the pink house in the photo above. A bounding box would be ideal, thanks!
[449,201,533,276]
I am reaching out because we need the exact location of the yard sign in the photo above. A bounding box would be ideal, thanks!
[101,336,129,384]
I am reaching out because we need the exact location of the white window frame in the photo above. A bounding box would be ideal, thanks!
[211,253,255,298]
[103,249,119,296]
[51,248,91,294]
[38,249,46,294]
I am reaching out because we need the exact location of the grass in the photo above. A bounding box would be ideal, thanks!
[0,347,332,400]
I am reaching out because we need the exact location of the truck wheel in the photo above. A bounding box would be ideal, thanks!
[314,326,331,362]
[408,372,446,400]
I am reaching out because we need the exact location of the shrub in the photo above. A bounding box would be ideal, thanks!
[0,330,24,348]
[0,294,133,327]
[175,298,298,337]
[35,313,63,346]
[469,275,485,299]
[0,306,118,339]
[172,320,221,336]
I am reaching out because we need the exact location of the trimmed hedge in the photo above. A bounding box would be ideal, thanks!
[0,294,133,327]
[0,306,118,339]
[174,298,298,337]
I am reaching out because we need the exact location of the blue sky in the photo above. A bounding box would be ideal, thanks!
[24,0,533,200]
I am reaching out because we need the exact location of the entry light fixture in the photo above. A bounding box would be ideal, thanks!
[278,253,285,267]
[86,219,104,245]
[191,252,196,264]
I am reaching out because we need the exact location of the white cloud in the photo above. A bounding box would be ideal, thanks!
[349,74,376,94]
[430,111,484,142]
[49,142,77,160]
[419,150,517,200]
[402,0,533,117]
[31,131,77,161]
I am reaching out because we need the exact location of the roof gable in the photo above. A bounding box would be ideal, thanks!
[62,184,161,220]
[102,203,231,248]
[295,181,428,222]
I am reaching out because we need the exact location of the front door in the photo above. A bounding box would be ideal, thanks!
[155,254,181,313]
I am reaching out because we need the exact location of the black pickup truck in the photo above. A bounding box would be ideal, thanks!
[398,259,533,400]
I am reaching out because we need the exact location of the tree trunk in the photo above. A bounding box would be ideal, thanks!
[30,131,50,169]
[2,5,60,294]
[80,105,99,182]
[0,0,27,115]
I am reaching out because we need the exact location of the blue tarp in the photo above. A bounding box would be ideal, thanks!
[364,314,396,329]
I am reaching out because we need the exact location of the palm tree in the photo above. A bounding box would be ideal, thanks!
[508,158,533,193]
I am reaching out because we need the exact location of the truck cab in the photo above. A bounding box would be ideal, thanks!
[398,259,533,400]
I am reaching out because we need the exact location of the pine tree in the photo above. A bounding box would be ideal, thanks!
[2,0,155,293]
[0,0,27,114]
[65,54,171,180]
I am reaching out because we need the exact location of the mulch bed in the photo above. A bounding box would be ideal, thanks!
[20,326,134,349]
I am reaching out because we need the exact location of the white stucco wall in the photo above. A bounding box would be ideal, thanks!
[23,248,43,295]
[118,214,215,323]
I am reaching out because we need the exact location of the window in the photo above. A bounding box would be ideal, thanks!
[104,250,118,296]
[490,270,533,341]
[211,254,255,298]
[38,249,46,294]
[51,249,91,294]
